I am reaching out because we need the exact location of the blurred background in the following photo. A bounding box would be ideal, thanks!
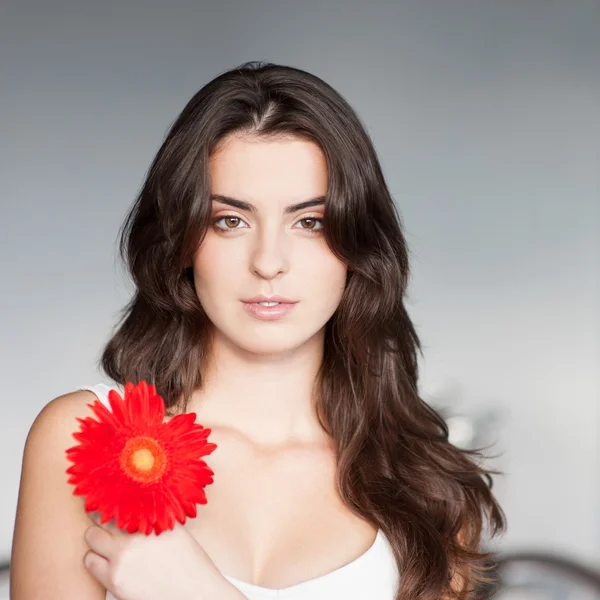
[1,0,598,597]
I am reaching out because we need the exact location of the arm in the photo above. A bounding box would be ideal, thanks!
[10,391,108,599]
[81,514,251,600]
[10,390,250,600]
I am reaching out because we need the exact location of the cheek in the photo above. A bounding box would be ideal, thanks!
[326,263,349,305]
[192,241,236,295]
[299,251,348,308]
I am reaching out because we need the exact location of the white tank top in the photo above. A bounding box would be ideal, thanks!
[78,383,401,600]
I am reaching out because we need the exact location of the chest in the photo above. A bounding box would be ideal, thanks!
[183,427,378,589]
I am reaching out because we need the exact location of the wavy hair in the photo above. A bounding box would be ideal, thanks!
[100,61,506,599]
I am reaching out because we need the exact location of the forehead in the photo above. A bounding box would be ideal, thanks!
[209,134,328,203]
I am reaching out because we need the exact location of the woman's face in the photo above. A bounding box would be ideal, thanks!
[192,133,348,355]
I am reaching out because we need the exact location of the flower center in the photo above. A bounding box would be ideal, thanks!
[119,436,167,483]
[132,448,155,470]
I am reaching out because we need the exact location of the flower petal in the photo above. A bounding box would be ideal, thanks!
[66,380,216,535]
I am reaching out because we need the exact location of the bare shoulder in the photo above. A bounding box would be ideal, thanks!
[20,389,101,471]
[10,389,107,600]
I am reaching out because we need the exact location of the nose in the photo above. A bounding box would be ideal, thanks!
[250,223,290,280]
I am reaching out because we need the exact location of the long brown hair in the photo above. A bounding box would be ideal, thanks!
[100,61,506,599]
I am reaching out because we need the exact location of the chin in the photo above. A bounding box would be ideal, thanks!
[224,324,324,357]
[237,334,308,356]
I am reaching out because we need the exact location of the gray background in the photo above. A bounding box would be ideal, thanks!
[2,0,599,574]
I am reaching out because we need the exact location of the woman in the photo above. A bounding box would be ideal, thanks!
[10,61,505,600]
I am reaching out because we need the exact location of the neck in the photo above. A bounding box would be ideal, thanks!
[188,329,329,446]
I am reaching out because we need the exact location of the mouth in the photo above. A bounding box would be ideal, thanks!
[242,295,298,304]
[241,300,298,321]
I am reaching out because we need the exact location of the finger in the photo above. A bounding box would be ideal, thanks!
[89,511,112,526]
[89,511,102,525]
[83,549,110,589]
[89,511,119,534]
[84,524,114,559]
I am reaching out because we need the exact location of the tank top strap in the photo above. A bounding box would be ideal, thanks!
[77,383,124,408]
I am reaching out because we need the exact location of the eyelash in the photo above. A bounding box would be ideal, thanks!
[211,214,324,235]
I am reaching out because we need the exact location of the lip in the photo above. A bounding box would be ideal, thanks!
[242,294,298,304]
[241,296,298,321]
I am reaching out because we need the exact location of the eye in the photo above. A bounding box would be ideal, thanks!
[212,215,249,232]
[293,217,324,233]
[212,214,324,234]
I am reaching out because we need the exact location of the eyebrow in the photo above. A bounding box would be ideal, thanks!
[210,194,326,214]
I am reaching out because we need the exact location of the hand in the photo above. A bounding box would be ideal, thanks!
[83,513,230,600]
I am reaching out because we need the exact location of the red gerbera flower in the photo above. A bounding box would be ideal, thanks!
[66,380,217,535]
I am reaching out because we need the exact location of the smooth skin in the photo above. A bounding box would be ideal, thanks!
[10,389,247,600]
[10,134,381,599]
